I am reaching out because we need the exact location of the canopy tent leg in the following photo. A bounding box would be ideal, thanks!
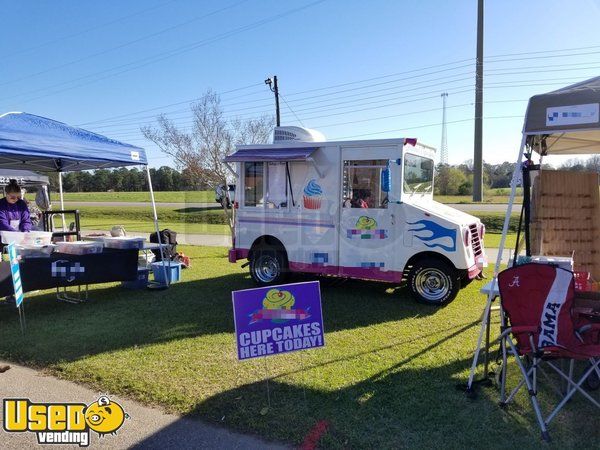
[466,134,527,392]
[146,166,169,288]
[58,172,66,233]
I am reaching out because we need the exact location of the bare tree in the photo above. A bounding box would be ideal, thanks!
[142,90,274,235]
[142,90,274,188]
[586,154,600,173]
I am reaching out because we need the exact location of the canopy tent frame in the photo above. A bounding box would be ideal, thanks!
[466,76,600,392]
[0,112,169,288]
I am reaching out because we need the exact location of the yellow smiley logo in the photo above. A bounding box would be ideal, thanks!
[84,396,127,435]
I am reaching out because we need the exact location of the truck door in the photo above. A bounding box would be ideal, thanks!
[338,147,402,282]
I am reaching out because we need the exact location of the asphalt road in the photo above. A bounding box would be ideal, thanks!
[57,201,509,212]
[0,361,287,450]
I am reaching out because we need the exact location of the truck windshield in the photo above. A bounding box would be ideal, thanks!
[403,153,434,194]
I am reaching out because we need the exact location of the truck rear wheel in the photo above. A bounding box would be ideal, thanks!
[250,247,288,286]
[408,258,460,305]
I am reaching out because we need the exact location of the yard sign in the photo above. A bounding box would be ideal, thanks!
[232,281,325,361]
[7,243,23,307]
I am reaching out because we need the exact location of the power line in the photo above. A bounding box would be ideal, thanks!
[102,91,478,136]
[81,76,477,133]
[313,98,527,129]
[81,70,476,129]
[0,0,179,59]
[73,52,600,130]
[285,61,475,97]
[484,44,600,60]
[84,69,583,133]
[486,49,600,64]
[103,94,531,141]
[485,60,600,72]
[277,92,305,127]
[0,0,250,87]
[88,74,477,132]
[95,73,588,138]
[330,115,522,141]
[0,0,328,106]
[93,87,476,137]
[75,83,265,126]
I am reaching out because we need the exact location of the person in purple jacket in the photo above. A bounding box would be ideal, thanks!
[0,179,32,232]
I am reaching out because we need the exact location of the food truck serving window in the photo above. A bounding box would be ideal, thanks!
[244,162,290,208]
[403,154,433,194]
[342,159,389,209]
[244,162,264,207]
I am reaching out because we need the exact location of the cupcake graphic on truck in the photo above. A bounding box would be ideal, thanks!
[303,179,323,209]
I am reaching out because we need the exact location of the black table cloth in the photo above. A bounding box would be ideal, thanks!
[0,248,138,297]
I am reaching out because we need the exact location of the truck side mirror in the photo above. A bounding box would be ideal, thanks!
[381,166,391,192]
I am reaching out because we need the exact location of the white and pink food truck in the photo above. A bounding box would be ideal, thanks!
[225,127,486,305]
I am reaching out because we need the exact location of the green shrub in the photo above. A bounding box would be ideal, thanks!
[476,212,520,233]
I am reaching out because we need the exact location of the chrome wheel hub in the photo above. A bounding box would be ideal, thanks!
[255,255,279,283]
[415,268,450,302]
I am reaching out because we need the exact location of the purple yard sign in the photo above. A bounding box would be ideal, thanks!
[232,281,325,361]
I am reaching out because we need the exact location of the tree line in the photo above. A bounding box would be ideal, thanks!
[435,156,600,196]
[53,156,600,195]
[57,166,206,192]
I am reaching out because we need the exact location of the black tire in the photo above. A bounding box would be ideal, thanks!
[461,275,474,287]
[408,257,460,305]
[249,246,288,286]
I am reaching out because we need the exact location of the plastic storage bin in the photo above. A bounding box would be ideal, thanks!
[1,231,53,245]
[16,244,56,258]
[103,237,145,249]
[122,267,149,289]
[151,261,182,284]
[55,241,104,255]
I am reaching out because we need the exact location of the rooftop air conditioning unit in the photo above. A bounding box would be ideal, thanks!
[272,126,326,143]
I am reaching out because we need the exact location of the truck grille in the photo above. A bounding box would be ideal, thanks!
[469,224,483,257]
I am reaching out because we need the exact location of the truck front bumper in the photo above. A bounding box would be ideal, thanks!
[468,254,488,279]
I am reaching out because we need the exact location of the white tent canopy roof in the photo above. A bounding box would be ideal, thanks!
[524,76,600,155]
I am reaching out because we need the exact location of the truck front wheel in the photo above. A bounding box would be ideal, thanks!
[408,258,460,305]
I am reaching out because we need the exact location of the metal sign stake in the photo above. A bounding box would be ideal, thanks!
[263,357,271,409]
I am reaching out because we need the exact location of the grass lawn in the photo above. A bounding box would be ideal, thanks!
[59,191,215,203]
[435,195,523,204]
[57,206,231,236]
[435,187,523,204]
[0,246,595,448]
[484,233,517,249]
[80,217,229,235]
[58,190,523,205]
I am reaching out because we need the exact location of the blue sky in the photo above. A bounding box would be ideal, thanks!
[2,0,600,167]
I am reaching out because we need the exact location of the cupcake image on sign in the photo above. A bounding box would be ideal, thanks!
[303,179,323,209]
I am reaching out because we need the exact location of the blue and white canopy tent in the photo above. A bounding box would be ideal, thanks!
[0,112,169,285]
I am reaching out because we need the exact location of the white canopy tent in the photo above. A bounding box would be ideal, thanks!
[0,112,169,287]
[467,76,600,391]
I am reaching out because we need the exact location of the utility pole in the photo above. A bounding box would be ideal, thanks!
[473,0,484,201]
[440,92,448,165]
[265,76,280,126]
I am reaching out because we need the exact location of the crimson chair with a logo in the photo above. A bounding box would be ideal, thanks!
[497,263,600,441]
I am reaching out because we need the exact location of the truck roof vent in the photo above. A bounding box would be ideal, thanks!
[272,126,326,143]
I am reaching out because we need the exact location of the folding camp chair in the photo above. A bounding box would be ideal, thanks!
[497,263,600,441]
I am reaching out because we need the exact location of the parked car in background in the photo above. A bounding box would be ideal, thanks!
[215,184,235,207]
